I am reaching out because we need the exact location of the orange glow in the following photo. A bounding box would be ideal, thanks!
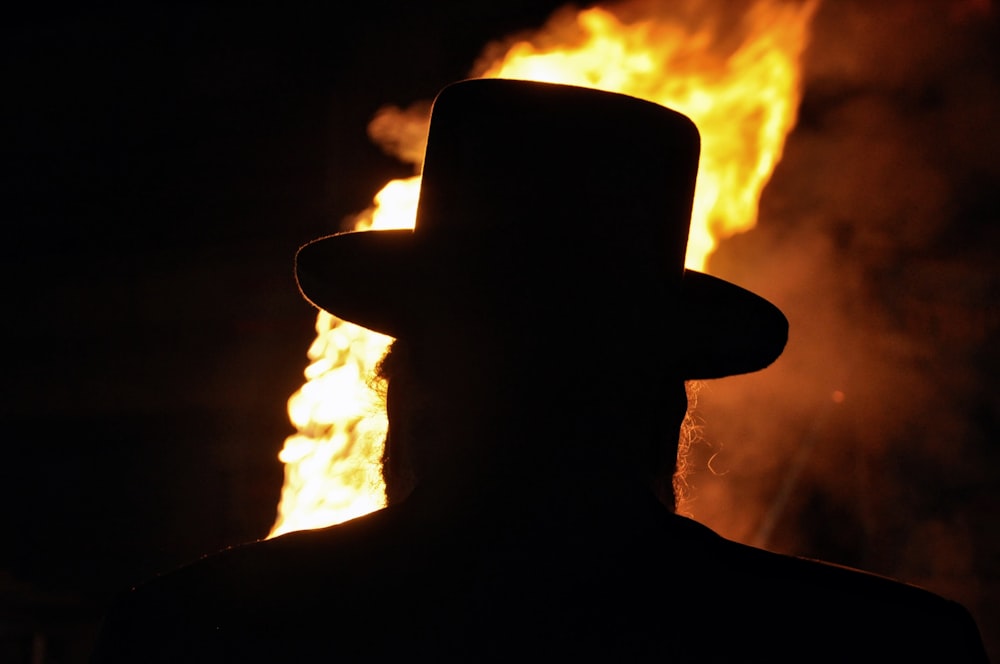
[269,0,818,537]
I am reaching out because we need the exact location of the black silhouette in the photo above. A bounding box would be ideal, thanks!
[91,79,989,662]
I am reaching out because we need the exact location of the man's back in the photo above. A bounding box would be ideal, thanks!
[92,489,988,662]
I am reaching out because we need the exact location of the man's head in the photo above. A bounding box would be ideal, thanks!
[295,79,788,508]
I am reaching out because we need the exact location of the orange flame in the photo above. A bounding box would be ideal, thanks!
[269,0,818,537]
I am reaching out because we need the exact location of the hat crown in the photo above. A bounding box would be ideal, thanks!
[415,79,701,285]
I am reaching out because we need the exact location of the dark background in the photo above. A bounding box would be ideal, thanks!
[3,1,997,662]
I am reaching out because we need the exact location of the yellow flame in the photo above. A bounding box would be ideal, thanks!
[269,0,817,537]
[268,179,419,537]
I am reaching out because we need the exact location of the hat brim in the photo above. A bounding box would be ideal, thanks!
[295,230,787,380]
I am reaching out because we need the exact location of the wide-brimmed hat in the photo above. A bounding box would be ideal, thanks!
[296,78,787,379]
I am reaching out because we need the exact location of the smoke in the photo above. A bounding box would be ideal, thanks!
[366,101,432,167]
[685,0,998,630]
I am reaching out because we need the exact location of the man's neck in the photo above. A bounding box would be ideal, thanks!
[403,449,670,531]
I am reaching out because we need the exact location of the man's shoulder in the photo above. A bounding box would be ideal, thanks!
[666,514,988,660]
[137,503,409,602]
[671,513,951,606]
[91,506,414,662]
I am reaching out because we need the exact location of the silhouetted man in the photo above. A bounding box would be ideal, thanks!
[92,79,989,662]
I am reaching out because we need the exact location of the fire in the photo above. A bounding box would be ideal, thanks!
[268,0,818,537]
[269,178,419,536]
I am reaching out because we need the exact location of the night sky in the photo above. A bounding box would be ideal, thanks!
[3,1,997,662]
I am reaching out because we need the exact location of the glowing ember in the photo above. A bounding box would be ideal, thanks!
[269,0,818,537]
